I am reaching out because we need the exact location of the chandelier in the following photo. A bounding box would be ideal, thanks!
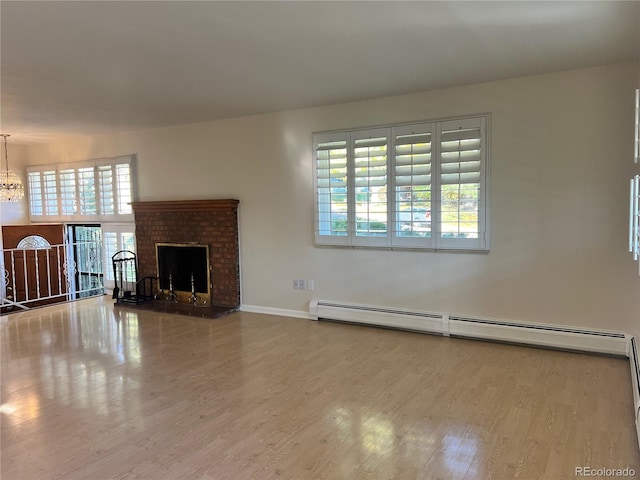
[0,134,25,202]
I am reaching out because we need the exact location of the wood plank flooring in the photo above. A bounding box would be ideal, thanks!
[1,296,639,479]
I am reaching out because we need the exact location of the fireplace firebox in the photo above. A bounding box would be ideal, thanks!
[156,243,210,305]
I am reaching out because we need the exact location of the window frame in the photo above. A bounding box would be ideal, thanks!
[313,114,490,252]
[27,155,138,224]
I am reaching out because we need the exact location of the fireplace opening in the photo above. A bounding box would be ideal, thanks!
[156,243,210,305]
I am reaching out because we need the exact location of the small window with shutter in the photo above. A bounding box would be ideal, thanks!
[27,171,43,216]
[116,163,133,215]
[315,134,350,244]
[26,170,58,216]
[353,129,388,245]
[42,170,59,216]
[77,167,97,215]
[438,117,486,249]
[98,165,115,215]
[59,168,77,215]
[393,124,433,248]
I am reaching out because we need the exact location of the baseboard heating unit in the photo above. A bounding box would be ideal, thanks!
[630,337,640,448]
[309,300,629,357]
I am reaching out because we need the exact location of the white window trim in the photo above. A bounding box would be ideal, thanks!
[313,114,490,252]
[27,154,138,224]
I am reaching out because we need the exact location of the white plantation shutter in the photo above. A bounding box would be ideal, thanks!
[42,170,59,215]
[77,167,97,215]
[59,169,77,215]
[27,172,43,216]
[440,129,482,185]
[27,155,136,222]
[437,117,487,250]
[97,161,134,215]
[116,163,133,214]
[33,171,54,216]
[631,177,640,263]
[313,115,489,251]
[98,165,115,214]
[393,123,433,247]
[630,90,640,273]
[352,129,388,245]
[315,133,350,244]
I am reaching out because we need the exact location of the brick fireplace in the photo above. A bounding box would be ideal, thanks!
[131,199,240,309]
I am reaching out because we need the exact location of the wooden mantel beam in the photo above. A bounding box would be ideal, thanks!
[131,199,239,213]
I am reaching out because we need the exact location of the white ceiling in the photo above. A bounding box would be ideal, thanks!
[1,1,639,144]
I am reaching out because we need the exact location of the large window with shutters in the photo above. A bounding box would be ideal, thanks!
[27,155,137,223]
[314,115,489,251]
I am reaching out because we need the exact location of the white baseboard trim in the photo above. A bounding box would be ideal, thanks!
[240,304,314,320]
[448,315,629,357]
[309,299,629,357]
[310,300,444,335]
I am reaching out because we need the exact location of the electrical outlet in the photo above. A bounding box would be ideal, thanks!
[293,280,299,290]
[308,280,314,291]
[299,279,306,290]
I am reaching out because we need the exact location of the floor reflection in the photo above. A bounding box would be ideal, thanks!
[329,404,479,478]
[361,413,395,455]
[443,433,478,475]
[1,297,144,425]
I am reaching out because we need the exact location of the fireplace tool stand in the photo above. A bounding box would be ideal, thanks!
[112,250,156,305]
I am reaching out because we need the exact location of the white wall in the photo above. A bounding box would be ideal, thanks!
[25,63,640,334]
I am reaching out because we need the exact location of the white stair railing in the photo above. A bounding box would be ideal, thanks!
[1,240,104,311]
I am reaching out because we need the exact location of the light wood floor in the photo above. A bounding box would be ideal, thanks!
[1,297,639,480]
